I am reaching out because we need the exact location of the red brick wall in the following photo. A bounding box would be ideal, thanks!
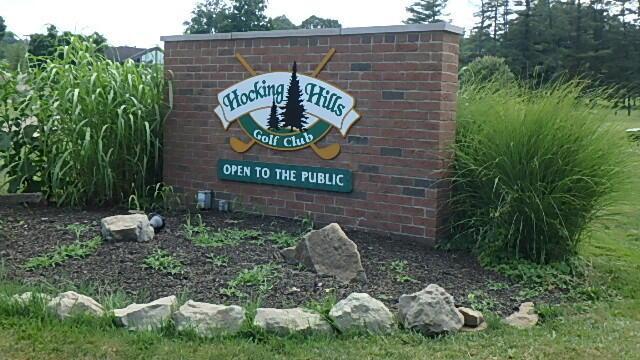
[163,28,460,245]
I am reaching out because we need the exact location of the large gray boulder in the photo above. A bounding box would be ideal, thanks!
[398,284,464,336]
[101,214,154,242]
[113,295,177,331]
[47,291,105,319]
[253,308,333,335]
[282,223,366,283]
[173,300,245,336]
[504,302,538,329]
[329,293,395,334]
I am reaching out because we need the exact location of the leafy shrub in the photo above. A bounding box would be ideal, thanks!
[206,254,230,267]
[143,249,183,275]
[65,223,90,240]
[460,56,515,86]
[266,231,299,248]
[0,36,167,206]
[221,263,280,298]
[24,236,102,270]
[450,80,631,264]
[183,213,262,247]
[388,260,418,283]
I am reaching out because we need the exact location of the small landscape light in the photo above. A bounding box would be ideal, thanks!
[196,190,213,210]
[148,213,165,231]
[218,199,231,212]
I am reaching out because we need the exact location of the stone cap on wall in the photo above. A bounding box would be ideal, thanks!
[160,22,464,42]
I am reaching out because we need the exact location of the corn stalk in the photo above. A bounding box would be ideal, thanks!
[0,37,167,206]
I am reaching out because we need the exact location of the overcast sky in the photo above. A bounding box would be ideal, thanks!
[0,0,474,48]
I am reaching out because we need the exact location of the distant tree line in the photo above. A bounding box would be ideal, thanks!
[461,0,640,113]
[0,16,108,70]
[183,0,341,34]
[0,16,27,70]
[405,0,640,114]
[27,25,106,57]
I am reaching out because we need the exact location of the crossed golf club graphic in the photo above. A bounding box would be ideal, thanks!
[229,49,342,160]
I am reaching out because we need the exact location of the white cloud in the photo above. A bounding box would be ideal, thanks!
[0,0,474,48]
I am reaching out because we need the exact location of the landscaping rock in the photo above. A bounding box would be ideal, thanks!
[101,214,154,242]
[280,246,297,264]
[114,295,177,331]
[457,307,484,327]
[11,292,52,305]
[290,223,366,283]
[47,291,105,319]
[173,300,245,336]
[460,321,488,332]
[329,293,395,334]
[398,284,464,336]
[504,302,538,329]
[254,308,333,335]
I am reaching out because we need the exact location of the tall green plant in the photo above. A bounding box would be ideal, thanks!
[0,37,167,206]
[451,80,632,264]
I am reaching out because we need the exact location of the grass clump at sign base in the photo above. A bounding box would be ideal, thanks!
[450,80,634,264]
[23,236,102,270]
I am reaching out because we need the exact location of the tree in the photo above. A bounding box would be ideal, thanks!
[267,99,281,130]
[502,0,513,32]
[469,0,494,57]
[499,0,534,77]
[0,16,6,43]
[226,0,271,32]
[404,0,449,24]
[0,32,28,70]
[183,0,231,34]
[461,0,640,114]
[184,0,270,33]
[28,25,107,58]
[0,18,27,70]
[271,15,297,30]
[609,0,640,114]
[299,15,341,29]
[460,56,516,85]
[27,25,60,57]
[488,0,507,46]
[281,62,308,132]
[183,0,342,33]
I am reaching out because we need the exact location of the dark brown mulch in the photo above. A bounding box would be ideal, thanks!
[0,205,544,315]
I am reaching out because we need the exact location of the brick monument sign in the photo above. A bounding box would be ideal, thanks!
[161,23,462,245]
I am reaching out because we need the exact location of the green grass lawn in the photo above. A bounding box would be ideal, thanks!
[0,113,639,359]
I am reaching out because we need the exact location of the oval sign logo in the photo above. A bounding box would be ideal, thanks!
[214,59,360,160]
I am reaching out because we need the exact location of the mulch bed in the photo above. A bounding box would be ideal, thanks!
[0,205,547,315]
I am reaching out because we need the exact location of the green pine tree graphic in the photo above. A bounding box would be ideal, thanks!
[267,98,281,130]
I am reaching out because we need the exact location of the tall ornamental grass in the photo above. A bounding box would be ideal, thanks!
[451,80,632,264]
[0,37,167,206]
